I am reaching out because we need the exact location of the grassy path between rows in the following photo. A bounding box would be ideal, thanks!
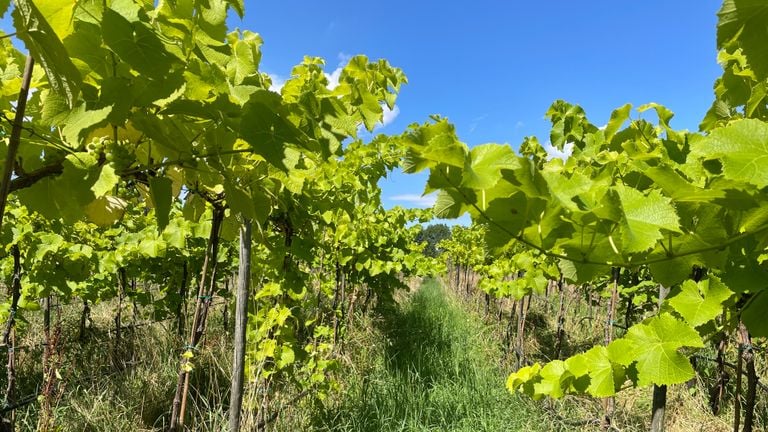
[312,279,548,432]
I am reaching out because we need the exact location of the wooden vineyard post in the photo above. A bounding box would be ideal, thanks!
[734,337,743,432]
[650,385,667,432]
[38,297,62,432]
[650,278,672,432]
[78,299,91,342]
[464,264,471,295]
[114,268,127,363]
[222,277,230,333]
[229,220,251,432]
[332,260,342,345]
[601,267,619,430]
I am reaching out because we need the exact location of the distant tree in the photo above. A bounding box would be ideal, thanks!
[415,223,451,257]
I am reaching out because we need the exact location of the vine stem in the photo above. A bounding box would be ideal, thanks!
[1,245,21,432]
[735,322,756,432]
[170,205,224,430]
[554,276,566,359]
[0,56,34,234]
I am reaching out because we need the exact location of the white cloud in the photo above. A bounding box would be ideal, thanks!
[378,104,400,128]
[336,52,352,64]
[543,141,574,161]
[359,103,400,134]
[268,73,285,92]
[325,52,352,90]
[468,115,487,133]
[325,67,342,90]
[389,193,437,208]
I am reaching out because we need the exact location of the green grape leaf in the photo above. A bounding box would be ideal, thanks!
[101,8,177,79]
[616,313,703,386]
[255,282,282,300]
[276,345,295,369]
[614,185,681,253]
[359,90,383,131]
[400,119,467,172]
[604,103,631,140]
[669,277,733,327]
[197,0,228,42]
[225,0,245,18]
[426,164,462,192]
[162,218,188,250]
[228,31,262,85]
[638,102,675,130]
[84,196,127,226]
[138,237,166,258]
[717,0,768,80]
[482,193,528,249]
[62,103,113,147]
[91,164,119,197]
[721,258,768,295]
[648,254,703,288]
[644,166,723,203]
[532,360,568,399]
[742,290,768,337]
[694,119,768,188]
[224,181,255,220]
[239,91,301,170]
[249,187,272,225]
[460,143,518,190]
[34,0,75,39]
[583,346,623,397]
[16,154,98,222]
[559,259,611,285]
[13,0,82,106]
[149,176,173,231]
[182,193,207,223]
[0,0,9,18]
[34,233,64,261]
[506,363,542,398]
[561,352,592,393]
[541,169,592,212]
[433,189,470,219]
[739,205,768,234]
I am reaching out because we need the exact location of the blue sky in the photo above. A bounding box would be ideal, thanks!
[234,1,724,221]
[2,2,726,224]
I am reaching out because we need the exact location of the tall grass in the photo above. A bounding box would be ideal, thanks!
[4,301,231,431]
[310,278,549,432]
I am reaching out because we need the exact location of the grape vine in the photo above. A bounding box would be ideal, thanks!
[0,1,432,430]
[399,2,768,430]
